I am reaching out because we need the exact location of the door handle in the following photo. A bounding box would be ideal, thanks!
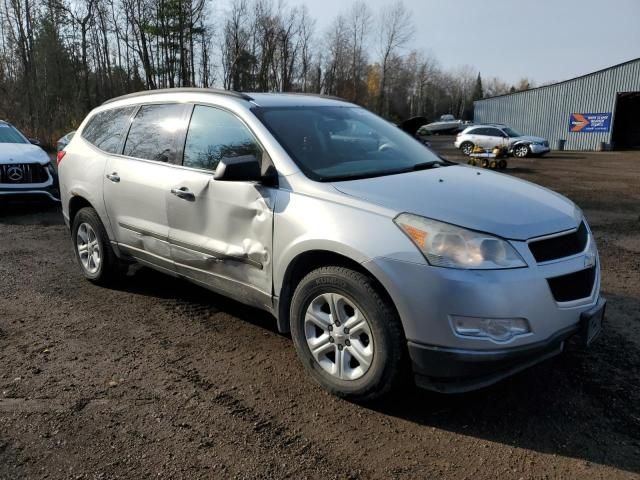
[170,187,195,201]
[106,172,120,183]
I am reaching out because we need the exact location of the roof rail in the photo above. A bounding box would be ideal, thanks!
[102,87,253,106]
[273,92,350,103]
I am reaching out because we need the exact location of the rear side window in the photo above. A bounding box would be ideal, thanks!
[183,105,261,171]
[123,104,186,163]
[82,107,135,153]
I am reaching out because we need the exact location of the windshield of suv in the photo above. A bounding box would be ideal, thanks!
[502,127,523,138]
[253,106,445,181]
[0,124,28,144]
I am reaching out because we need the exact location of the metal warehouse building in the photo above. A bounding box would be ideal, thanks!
[474,58,640,151]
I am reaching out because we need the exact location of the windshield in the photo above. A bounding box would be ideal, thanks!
[502,127,523,138]
[253,106,444,181]
[0,124,28,144]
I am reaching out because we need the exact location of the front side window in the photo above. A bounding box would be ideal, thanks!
[254,106,444,181]
[486,128,505,137]
[82,107,135,154]
[123,104,186,163]
[183,105,261,171]
[0,124,28,144]
[503,127,523,138]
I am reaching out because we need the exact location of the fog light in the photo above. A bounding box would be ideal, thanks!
[451,316,530,342]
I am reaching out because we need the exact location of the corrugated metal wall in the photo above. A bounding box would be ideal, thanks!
[474,59,640,151]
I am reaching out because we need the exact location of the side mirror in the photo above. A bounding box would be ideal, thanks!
[214,155,262,182]
[29,138,41,146]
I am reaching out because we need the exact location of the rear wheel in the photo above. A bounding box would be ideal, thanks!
[460,142,474,156]
[290,266,407,401]
[71,207,121,285]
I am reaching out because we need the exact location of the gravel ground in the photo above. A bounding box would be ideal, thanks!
[1,139,639,479]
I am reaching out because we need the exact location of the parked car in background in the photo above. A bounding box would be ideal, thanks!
[455,124,550,157]
[57,131,76,152]
[400,117,432,147]
[59,89,603,400]
[0,120,59,202]
[421,114,469,135]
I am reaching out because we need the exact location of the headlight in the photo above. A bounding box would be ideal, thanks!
[394,213,526,269]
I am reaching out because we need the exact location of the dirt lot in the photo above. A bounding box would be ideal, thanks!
[1,139,639,479]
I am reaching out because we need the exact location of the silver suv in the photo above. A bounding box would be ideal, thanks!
[455,124,550,157]
[59,89,604,400]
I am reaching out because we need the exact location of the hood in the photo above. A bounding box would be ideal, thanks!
[332,166,580,240]
[512,135,546,144]
[0,143,50,165]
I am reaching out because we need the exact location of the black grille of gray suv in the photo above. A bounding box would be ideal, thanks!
[0,163,49,184]
[547,267,596,302]
[529,222,588,262]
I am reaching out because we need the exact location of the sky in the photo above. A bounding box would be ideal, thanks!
[298,0,640,85]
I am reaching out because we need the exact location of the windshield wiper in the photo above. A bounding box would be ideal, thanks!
[411,161,442,171]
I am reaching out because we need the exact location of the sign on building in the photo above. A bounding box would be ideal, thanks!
[569,113,612,133]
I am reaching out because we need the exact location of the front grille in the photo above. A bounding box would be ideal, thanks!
[529,222,588,262]
[0,163,49,184]
[547,267,596,302]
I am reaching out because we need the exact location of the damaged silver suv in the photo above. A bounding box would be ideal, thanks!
[58,89,604,400]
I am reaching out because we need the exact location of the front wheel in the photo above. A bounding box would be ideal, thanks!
[513,144,530,158]
[290,266,407,401]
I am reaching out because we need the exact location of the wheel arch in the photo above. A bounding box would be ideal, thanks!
[68,195,95,227]
[275,249,401,335]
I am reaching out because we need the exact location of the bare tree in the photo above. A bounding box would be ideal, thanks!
[377,1,414,115]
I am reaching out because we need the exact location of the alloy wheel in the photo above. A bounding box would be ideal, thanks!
[76,222,101,274]
[304,293,374,381]
[514,145,529,158]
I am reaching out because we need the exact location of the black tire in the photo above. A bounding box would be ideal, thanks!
[71,207,121,285]
[290,266,407,401]
[513,144,530,158]
[481,158,489,168]
[498,159,508,170]
[460,141,474,156]
[489,159,498,170]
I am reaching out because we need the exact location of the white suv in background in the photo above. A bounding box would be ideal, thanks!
[0,120,59,201]
[455,124,550,158]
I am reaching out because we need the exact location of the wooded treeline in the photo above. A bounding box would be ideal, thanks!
[0,0,531,147]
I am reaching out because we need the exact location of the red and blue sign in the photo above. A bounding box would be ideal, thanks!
[569,112,611,133]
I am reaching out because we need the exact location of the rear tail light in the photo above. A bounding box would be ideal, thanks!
[56,150,66,165]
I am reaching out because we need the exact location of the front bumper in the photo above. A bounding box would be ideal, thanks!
[410,296,604,393]
[363,237,601,392]
[530,144,550,155]
[0,164,60,202]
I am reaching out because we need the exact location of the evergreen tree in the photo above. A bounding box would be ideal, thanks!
[472,72,483,100]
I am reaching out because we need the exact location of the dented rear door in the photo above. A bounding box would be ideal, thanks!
[166,104,275,310]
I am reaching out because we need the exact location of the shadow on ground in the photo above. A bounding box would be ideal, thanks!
[107,262,640,474]
[0,200,63,225]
